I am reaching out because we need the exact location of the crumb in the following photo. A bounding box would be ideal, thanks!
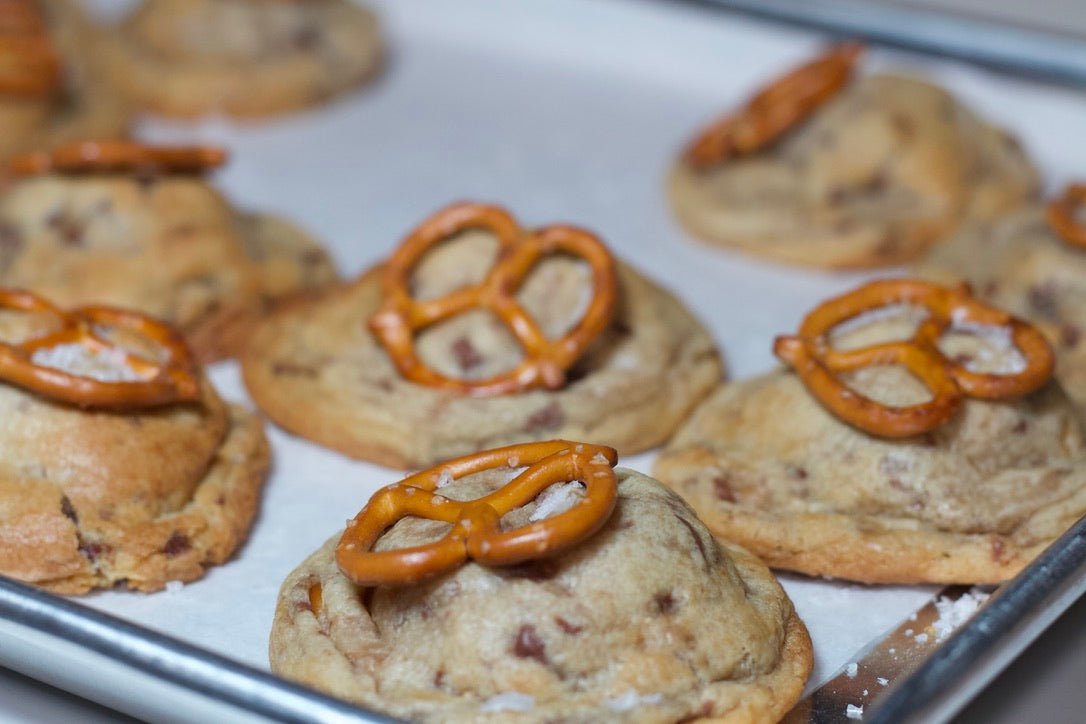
[846,662,858,679]
[846,703,864,720]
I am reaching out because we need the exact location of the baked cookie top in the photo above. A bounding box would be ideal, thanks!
[0,0,130,160]
[0,292,269,594]
[0,141,338,361]
[670,48,1037,269]
[97,0,381,118]
[271,466,812,723]
[241,203,722,467]
[655,291,1086,584]
[917,188,1086,408]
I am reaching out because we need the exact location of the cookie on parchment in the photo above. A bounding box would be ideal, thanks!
[655,281,1086,584]
[270,460,811,723]
[0,289,269,595]
[97,0,382,118]
[242,202,722,468]
[0,141,338,361]
[669,45,1037,269]
[0,0,130,160]
[917,185,1086,409]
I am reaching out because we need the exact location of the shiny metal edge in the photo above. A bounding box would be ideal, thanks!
[0,576,396,724]
[675,0,1086,85]
[867,513,1086,723]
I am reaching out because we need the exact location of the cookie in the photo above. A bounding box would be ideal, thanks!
[917,193,1086,409]
[97,0,381,118]
[270,465,812,722]
[0,0,130,161]
[654,290,1086,584]
[241,203,722,467]
[0,141,338,361]
[0,291,270,594]
[670,60,1037,269]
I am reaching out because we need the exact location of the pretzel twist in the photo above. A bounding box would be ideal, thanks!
[0,289,201,408]
[7,140,228,177]
[774,279,1054,438]
[0,0,60,96]
[684,42,863,170]
[336,441,619,586]
[1046,184,1086,250]
[369,202,618,396]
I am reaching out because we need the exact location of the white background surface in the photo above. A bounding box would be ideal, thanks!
[4,0,1086,720]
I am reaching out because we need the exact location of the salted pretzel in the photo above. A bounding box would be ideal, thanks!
[0,0,60,96]
[774,279,1054,438]
[0,289,201,408]
[1046,184,1086,250]
[336,440,619,586]
[8,140,228,177]
[369,203,618,396]
[684,42,863,170]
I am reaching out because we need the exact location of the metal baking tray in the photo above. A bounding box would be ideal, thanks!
[3,0,1085,721]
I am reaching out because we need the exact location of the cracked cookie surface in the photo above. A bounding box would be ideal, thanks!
[0,172,338,361]
[917,206,1086,410]
[270,469,812,723]
[654,314,1086,584]
[241,230,722,468]
[0,373,270,595]
[97,0,381,118]
[669,74,1037,269]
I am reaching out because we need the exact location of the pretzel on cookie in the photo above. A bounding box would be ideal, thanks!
[0,289,201,408]
[336,440,619,586]
[369,202,618,396]
[774,279,1054,438]
[684,42,864,170]
[1046,184,1086,249]
[8,140,228,177]
[0,0,60,96]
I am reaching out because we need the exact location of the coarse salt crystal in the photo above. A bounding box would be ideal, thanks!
[529,482,585,522]
[877,677,889,686]
[506,457,519,468]
[845,662,858,679]
[933,588,990,641]
[436,470,454,488]
[31,343,143,382]
[914,633,929,644]
[591,452,610,465]
[904,629,913,636]
[846,703,864,720]
[480,692,535,712]
[604,690,664,712]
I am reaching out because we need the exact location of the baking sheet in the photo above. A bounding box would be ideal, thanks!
[34,0,1086,713]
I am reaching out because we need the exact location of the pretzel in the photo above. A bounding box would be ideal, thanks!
[8,140,228,178]
[369,202,618,396]
[336,440,619,586]
[1046,184,1086,250]
[684,42,863,170]
[0,0,60,96]
[0,289,201,408]
[773,279,1054,438]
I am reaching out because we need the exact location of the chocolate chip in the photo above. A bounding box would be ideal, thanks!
[990,536,1008,563]
[873,231,899,258]
[678,702,716,723]
[891,114,915,140]
[512,625,547,664]
[433,669,446,688]
[654,591,676,614]
[450,336,483,372]
[46,210,84,247]
[300,248,325,266]
[788,466,808,480]
[953,353,974,366]
[1061,324,1081,349]
[554,616,583,635]
[712,476,736,502]
[79,542,108,562]
[0,221,23,272]
[1027,283,1059,321]
[60,496,78,523]
[163,532,190,557]
[271,360,318,377]
[501,560,559,581]
[674,513,714,570]
[293,26,321,51]
[523,402,564,432]
[981,280,1000,297]
[1012,419,1029,434]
